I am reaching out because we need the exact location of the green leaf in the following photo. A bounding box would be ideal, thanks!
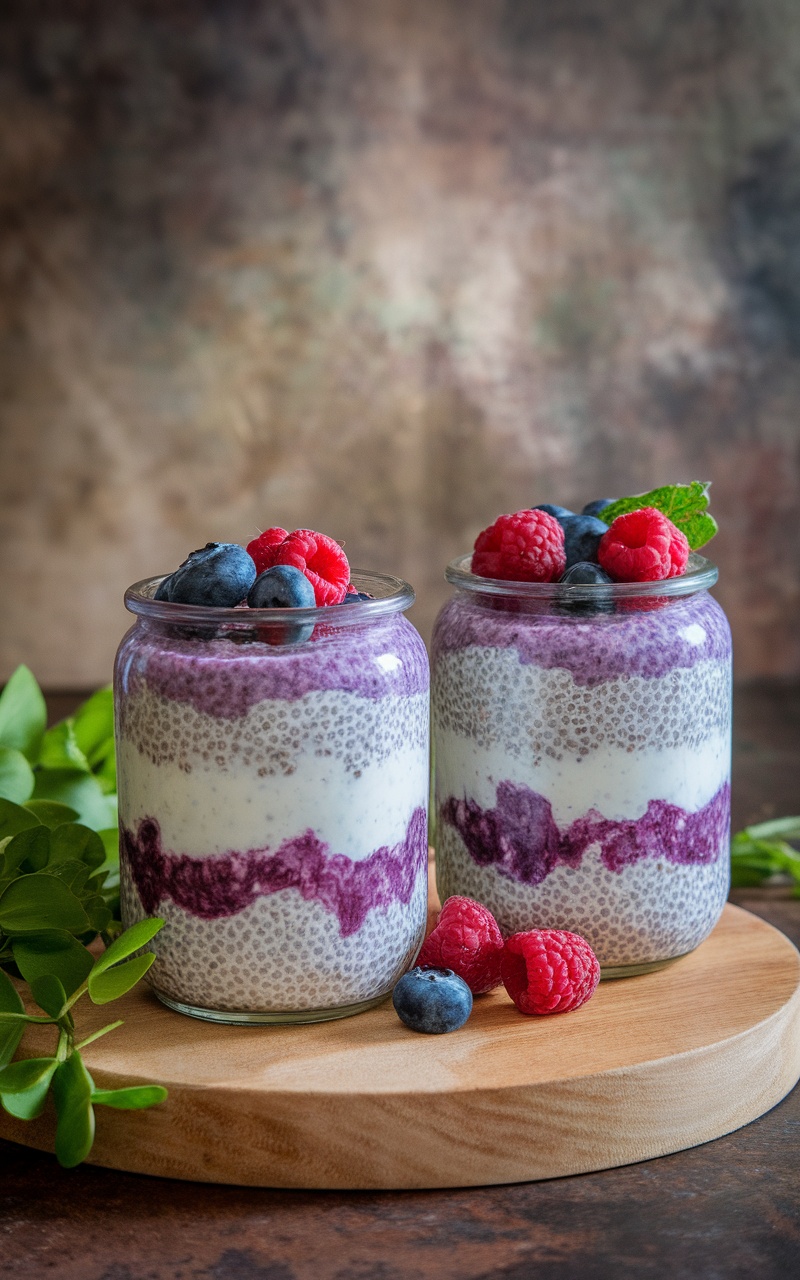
[31,770,117,832]
[600,482,718,550]
[53,1051,95,1167]
[743,816,800,843]
[97,829,119,866]
[0,826,50,876]
[49,823,106,870]
[30,974,66,1018]
[0,1056,58,1094]
[91,917,164,975]
[82,894,112,934]
[42,859,90,895]
[0,667,46,763]
[0,799,41,841]
[0,968,25,1068]
[23,801,79,829]
[93,743,118,794]
[88,952,155,1004]
[92,1084,167,1110]
[0,748,35,804]
[12,932,94,997]
[1,1071,56,1120]
[72,688,114,762]
[39,722,91,774]
[0,873,90,934]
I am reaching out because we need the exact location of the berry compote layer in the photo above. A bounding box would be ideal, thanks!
[115,572,430,1021]
[432,556,732,972]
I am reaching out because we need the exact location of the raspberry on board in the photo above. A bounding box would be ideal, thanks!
[598,507,689,583]
[246,528,289,576]
[501,929,600,1015]
[417,896,505,994]
[472,510,566,583]
[272,529,350,605]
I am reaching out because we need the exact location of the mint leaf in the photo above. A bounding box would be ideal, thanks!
[0,748,35,805]
[12,931,94,997]
[39,722,91,774]
[0,873,91,935]
[0,667,46,763]
[53,1052,95,1168]
[88,952,155,1004]
[600,482,718,550]
[92,1084,167,1110]
[23,801,79,829]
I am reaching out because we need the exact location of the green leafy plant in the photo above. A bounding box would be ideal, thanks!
[730,817,800,895]
[0,667,166,1167]
[600,481,718,550]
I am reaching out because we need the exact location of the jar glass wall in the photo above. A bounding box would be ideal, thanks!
[432,555,732,976]
[114,572,430,1022]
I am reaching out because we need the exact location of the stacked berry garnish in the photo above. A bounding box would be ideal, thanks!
[153,525,368,644]
[392,896,600,1034]
[470,482,717,608]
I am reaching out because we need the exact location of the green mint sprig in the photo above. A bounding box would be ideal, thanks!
[730,817,800,895]
[0,667,166,1166]
[600,481,718,550]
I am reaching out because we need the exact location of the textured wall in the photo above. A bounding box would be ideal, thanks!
[1,0,799,684]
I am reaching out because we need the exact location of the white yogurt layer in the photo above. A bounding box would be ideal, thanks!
[118,686,429,858]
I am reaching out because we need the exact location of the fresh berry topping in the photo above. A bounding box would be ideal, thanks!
[558,561,614,616]
[598,507,690,583]
[560,514,609,568]
[501,929,600,1015]
[156,543,256,608]
[532,503,574,519]
[472,510,566,583]
[392,966,473,1034]
[338,591,372,604]
[269,529,349,605]
[417,896,505,994]
[246,528,289,575]
[582,498,614,517]
[247,565,316,610]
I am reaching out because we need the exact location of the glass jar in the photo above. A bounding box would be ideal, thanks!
[114,572,430,1023]
[431,555,732,976]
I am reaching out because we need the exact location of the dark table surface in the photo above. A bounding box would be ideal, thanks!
[2,682,799,1280]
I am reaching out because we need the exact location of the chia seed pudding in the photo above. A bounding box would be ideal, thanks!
[115,571,430,1022]
[432,554,732,974]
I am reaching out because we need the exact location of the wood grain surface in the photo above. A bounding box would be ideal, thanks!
[2,903,798,1189]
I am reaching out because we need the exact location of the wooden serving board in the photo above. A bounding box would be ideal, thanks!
[2,900,800,1189]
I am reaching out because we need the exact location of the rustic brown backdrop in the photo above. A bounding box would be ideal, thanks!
[1,0,799,685]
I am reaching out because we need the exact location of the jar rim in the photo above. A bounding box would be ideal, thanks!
[444,552,718,600]
[124,568,415,628]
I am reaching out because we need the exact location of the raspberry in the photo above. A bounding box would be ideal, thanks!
[598,508,689,583]
[501,929,600,1015]
[472,510,566,583]
[272,529,350,605]
[246,528,289,575]
[417,896,505,994]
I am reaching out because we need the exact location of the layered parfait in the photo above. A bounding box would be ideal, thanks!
[115,527,429,1021]
[432,485,732,974]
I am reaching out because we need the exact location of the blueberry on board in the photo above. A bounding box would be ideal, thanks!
[392,966,473,1034]
[532,503,574,520]
[558,560,614,616]
[247,565,315,610]
[160,543,257,608]
[582,498,614,518]
[560,514,609,568]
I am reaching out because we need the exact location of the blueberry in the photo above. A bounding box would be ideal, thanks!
[338,591,373,604]
[582,498,615,518]
[560,514,609,567]
[558,560,614,616]
[532,503,574,520]
[247,565,315,610]
[158,543,256,608]
[392,966,473,1034]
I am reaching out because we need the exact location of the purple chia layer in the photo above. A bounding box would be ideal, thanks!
[432,591,730,687]
[122,807,427,937]
[442,780,730,885]
[116,613,429,719]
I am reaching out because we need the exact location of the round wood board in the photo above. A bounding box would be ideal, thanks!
[2,900,800,1189]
